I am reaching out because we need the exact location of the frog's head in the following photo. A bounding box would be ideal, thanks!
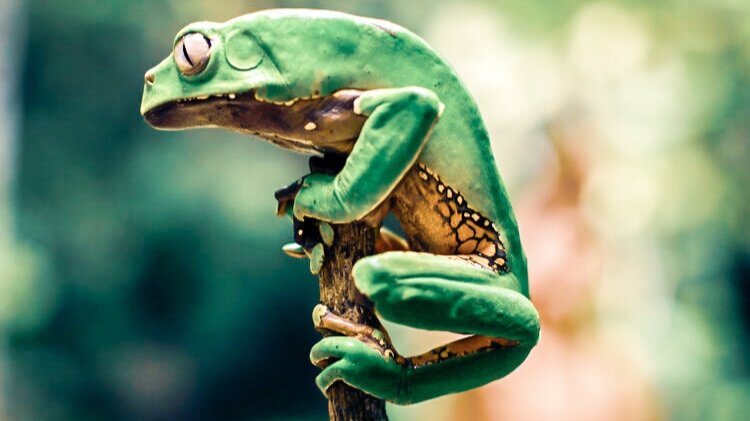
[141,10,380,154]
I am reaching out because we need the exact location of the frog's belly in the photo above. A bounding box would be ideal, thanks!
[389,164,508,272]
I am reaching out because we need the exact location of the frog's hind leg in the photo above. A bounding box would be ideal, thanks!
[353,252,538,341]
[353,251,540,403]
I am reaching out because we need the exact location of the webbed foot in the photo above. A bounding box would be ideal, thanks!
[274,180,335,274]
[310,305,405,402]
[310,335,405,403]
[274,154,347,273]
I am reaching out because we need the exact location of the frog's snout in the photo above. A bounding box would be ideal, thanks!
[144,69,156,86]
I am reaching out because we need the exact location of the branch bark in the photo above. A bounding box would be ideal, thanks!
[316,222,389,421]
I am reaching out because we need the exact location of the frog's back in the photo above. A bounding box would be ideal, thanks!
[238,10,526,281]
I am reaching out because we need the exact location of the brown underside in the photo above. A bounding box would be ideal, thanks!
[143,90,367,155]
[406,335,519,368]
[390,164,508,273]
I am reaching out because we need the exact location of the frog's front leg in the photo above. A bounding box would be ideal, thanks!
[310,252,540,404]
[293,87,443,223]
[275,180,407,273]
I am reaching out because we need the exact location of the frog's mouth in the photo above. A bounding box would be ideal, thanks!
[143,90,366,155]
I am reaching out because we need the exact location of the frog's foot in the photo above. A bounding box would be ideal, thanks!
[309,335,406,402]
[275,178,336,274]
[310,305,405,402]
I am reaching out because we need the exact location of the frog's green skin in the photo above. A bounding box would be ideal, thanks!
[141,9,540,405]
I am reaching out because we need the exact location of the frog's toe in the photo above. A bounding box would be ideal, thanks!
[315,359,353,394]
[307,243,325,275]
[282,242,306,258]
[310,336,358,367]
[318,222,334,246]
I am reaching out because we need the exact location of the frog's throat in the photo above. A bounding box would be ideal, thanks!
[142,90,367,155]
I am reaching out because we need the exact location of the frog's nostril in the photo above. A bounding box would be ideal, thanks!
[144,70,156,85]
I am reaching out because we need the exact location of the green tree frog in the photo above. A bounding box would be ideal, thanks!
[141,9,540,405]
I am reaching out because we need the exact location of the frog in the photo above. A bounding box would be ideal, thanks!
[140,9,540,405]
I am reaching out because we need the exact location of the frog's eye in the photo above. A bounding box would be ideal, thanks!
[175,33,212,76]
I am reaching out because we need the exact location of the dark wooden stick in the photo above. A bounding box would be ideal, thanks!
[317,222,389,421]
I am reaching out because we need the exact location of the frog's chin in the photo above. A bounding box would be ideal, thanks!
[143,89,367,155]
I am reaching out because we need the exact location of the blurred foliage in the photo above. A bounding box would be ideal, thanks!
[1,0,748,420]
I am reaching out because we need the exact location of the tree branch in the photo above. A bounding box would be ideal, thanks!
[317,222,389,421]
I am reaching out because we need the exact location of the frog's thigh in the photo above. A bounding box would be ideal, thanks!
[353,252,540,345]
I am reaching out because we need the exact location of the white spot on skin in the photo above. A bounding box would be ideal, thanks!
[228,93,236,99]
[304,122,317,131]
[253,91,299,106]
[353,97,363,115]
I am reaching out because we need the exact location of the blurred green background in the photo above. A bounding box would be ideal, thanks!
[1,0,748,420]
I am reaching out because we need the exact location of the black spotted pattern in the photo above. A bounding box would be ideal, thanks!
[417,163,509,273]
